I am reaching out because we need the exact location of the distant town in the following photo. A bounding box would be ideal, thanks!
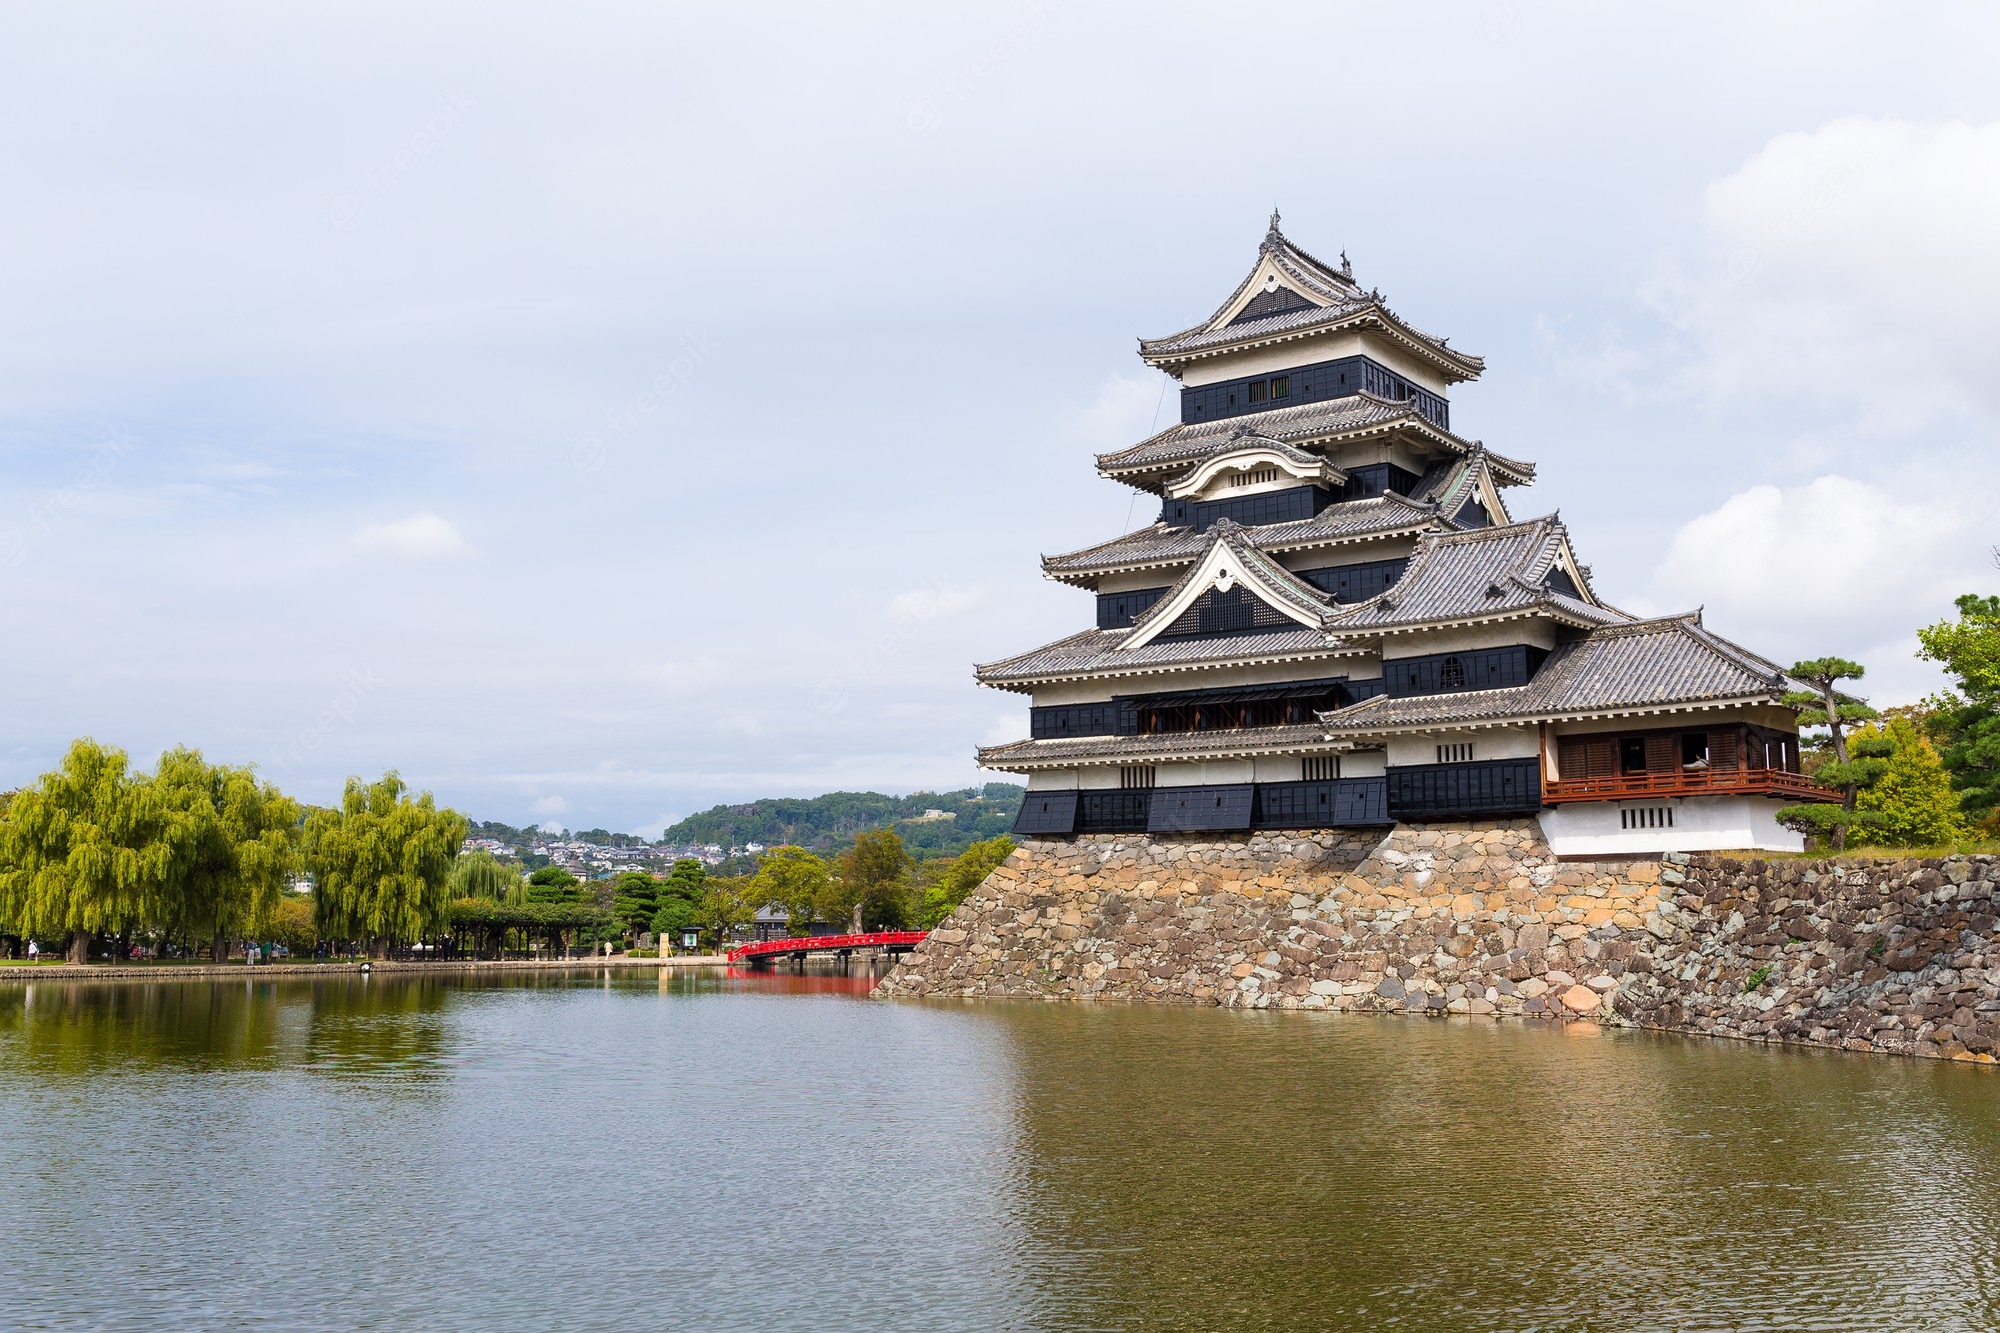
[458,784,1026,879]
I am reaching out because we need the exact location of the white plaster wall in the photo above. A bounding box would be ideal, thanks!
[1340,750,1386,777]
[1077,768,1121,790]
[1157,759,1255,786]
[1030,681,1116,707]
[1382,620,1560,656]
[1026,769,1078,791]
[1090,570,1178,596]
[1538,796,1806,856]
[1253,755,1303,782]
[1378,726,1539,765]
[1179,329,1450,394]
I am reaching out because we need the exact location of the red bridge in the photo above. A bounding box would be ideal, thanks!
[726,930,928,967]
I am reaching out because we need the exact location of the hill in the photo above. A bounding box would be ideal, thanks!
[659,783,1024,858]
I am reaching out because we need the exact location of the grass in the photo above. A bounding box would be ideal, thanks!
[1744,963,1775,992]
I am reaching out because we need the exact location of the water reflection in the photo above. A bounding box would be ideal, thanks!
[2,973,1996,1331]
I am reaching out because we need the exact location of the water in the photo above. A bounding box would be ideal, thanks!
[1,969,1996,1332]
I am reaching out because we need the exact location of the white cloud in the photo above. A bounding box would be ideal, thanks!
[982,711,1027,746]
[1669,118,2000,419]
[628,811,680,841]
[888,583,982,621]
[1641,474,1994,704]
[531,794,569,816]
[1074,372,1172,450]
[352,512,465,559]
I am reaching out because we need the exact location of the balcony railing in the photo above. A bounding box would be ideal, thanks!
[1542,766,1833,804]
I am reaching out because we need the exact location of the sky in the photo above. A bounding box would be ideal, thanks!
[2,2,1997,836]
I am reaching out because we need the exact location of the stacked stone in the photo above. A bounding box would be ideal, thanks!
[1620,853,2000,1062]
[878,820,1664,1020]
[877,828,2000,1065]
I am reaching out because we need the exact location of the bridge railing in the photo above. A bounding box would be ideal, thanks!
[726,931,928,963]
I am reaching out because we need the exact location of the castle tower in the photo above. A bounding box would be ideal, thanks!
[978,219,1830,854]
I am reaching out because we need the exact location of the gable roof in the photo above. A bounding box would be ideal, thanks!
[1315,615,1796,735]
[1097,393,1534,495]
[1323,516,1627,635]
[1120,519,1340,649]
[1405,446,1513,527]
[1040,494,1446,586]
[1137,218,1484,382]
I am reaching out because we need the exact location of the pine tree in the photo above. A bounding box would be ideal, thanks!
[1776,657,1893,851]
[1853,717,1965,848]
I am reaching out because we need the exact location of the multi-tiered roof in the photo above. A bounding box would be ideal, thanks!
[977,218,1821,850]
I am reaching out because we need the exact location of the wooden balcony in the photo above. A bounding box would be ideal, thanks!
[1542,766,1833,804]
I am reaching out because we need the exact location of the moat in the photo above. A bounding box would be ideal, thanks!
[3,969,1996,1331]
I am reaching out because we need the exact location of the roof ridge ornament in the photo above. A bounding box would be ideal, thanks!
[1340,250,1351,279]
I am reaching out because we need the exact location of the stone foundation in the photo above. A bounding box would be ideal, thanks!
[876,824,2000,1064]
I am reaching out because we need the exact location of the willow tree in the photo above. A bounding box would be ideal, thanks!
[150,747,301,963]
[0,739,163,963]
[305,772,467,955]
[447,850,519,900]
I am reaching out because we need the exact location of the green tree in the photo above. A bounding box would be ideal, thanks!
[1851,717,1966,847]
[747,846,832,936]
[526,865,581,904]
[304,772,467,955]
[150,747,301,963]
[0,739,164,963]
[1776,657,1892,851]
[695,873,756,952]
[259,893,319,956]
[610,871,660,939]
[650,859,705,947]
[1917,593,2000,830]
[832,828,915,931]
[919,835,1015,927]
[449,850,519,900]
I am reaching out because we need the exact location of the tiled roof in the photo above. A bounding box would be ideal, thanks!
[978,722,1337,770]
[1324,517,1627,634]
[1316,616,1794,734]
[1041,495,1442,583]
[975,625,1361,689]
[1406,447,1512,525]
[1160,433,1343,497]
[1122,520,1338,642]
[1136,222,1484,380]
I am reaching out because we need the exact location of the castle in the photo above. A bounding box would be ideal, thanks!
[976,217,1829,855]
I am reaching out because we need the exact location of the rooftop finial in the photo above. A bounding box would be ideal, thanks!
[1268,206,1281,235]
[1340,249,1352,278]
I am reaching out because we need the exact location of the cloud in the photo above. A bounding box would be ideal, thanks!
[1641,474,1995,703]
[531,794,569,816]
[982,711,1027,746]
[1074,372,1172,450]
[1667,118,2000,419]
[888,582,982,621]
[627,811,680,841]
[352,512,465,559]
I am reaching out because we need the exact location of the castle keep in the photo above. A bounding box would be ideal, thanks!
[978,218,1831,856]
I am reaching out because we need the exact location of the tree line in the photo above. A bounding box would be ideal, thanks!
[0,740,464,963]
[1776,588,2000,851]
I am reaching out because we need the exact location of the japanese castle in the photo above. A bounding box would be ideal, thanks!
[978,216,1829,856]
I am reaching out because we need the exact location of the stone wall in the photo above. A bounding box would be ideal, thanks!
[875,826,2000,1065]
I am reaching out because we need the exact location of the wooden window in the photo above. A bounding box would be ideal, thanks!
[1303,757,1339,781]
[1620,806,1674,830]
[1619,737,1647,774]
[1645,734,1678,773]
[1436,742,1473,763]
[1681,733,1710,770]
[1270,376,1290,399]
[1248,380,1268,403]
[1120,765,1156,790]
[1439,656,1467,690]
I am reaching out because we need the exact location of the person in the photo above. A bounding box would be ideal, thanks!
[26,939,38,960]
